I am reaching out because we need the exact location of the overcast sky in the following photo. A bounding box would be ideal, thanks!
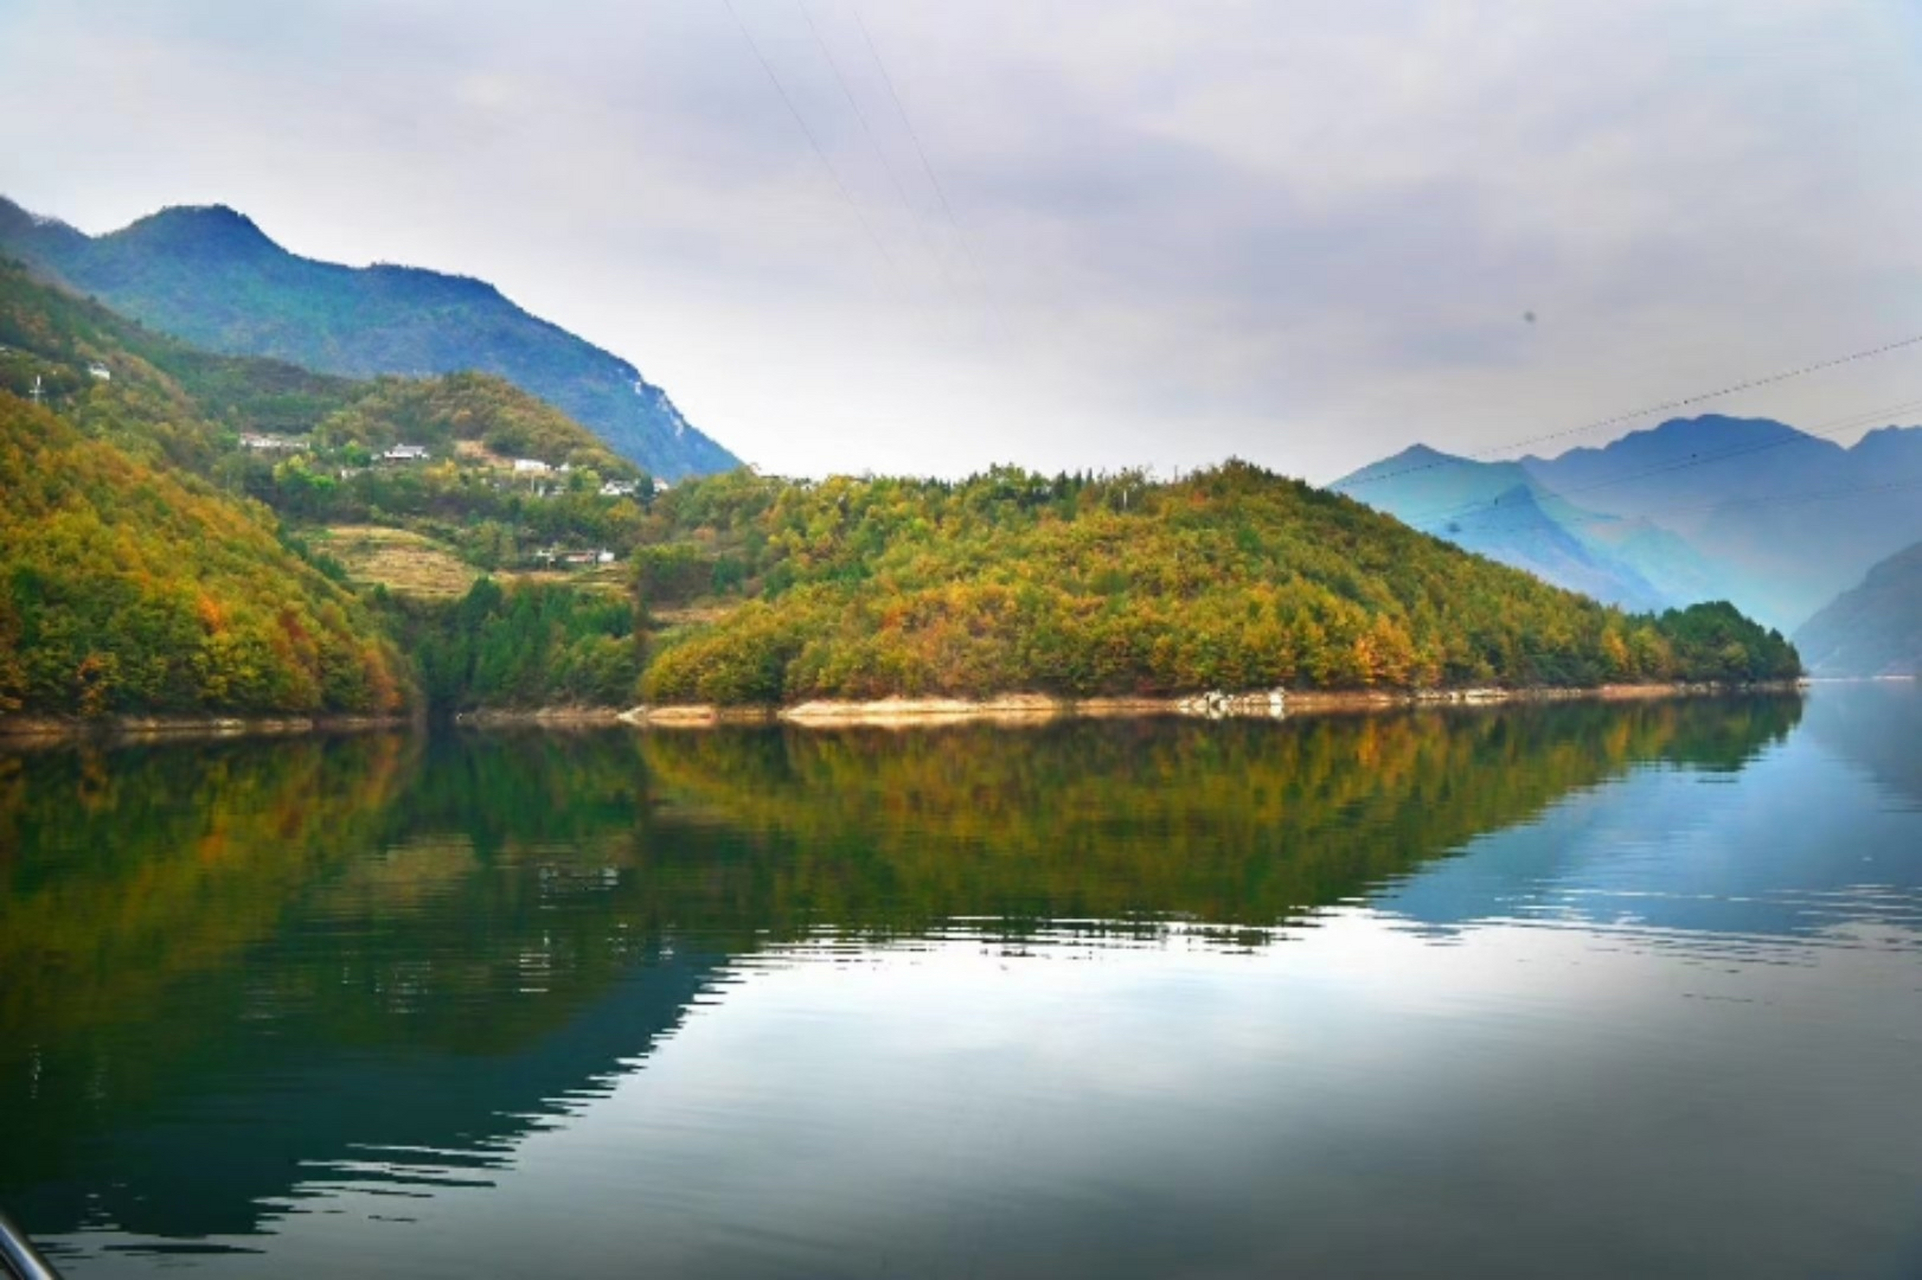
[3,0,1920,481]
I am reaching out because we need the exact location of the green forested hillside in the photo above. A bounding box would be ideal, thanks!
[0,396,410,716]
[2,258,650,566]
[0,257,1800,717]
[634,465,1800,705]
[0,197,738,478]
[380,579,640,712]
[1,258,651,718]
[0,258,638,473]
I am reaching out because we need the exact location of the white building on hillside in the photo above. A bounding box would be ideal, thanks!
[240,433,307,452]
[383,444,429,462]
[513,458,551,475]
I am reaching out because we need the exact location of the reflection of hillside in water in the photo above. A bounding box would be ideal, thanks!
[1803,681,1922,807]
[1379,686,1922,948]
[635,698,1803,941]
[0,733,717,1243]
[0,698,1801,1246]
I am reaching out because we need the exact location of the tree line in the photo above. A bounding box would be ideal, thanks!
[635,463,1801,705]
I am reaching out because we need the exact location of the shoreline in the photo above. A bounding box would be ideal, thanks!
[452,706,628,728]
[623,680,1807,730]
[0,680,1810,745]
[0,712,413,746]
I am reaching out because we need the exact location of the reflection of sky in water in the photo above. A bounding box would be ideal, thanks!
[28,687,1922,1280]
[101,902,1922,1280]
[1380,695,1922,952]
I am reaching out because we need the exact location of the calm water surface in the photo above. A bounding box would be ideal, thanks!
[3,687,1920,1278]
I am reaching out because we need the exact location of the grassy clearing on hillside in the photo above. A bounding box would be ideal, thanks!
[520,565,631,594]
[316,526,480,599]
[313,525,633,601]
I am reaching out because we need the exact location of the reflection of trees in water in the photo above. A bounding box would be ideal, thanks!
[0,734,415,1049]
[633,697,1803,943]
[0,730,691,1240]
[0,696,1800,1241]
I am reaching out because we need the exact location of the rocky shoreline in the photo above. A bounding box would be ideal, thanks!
[451,706,629,728]
[0,681,1805,745]
[621,680,1805,729]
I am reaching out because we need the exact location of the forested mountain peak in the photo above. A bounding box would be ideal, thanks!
[0,193,738,479]
[108,204,284,261]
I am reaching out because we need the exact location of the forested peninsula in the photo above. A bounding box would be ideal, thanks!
[0,257,1799,729]
[632,467,1799,706]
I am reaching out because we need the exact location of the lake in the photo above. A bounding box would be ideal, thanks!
[3,686,1920,1278]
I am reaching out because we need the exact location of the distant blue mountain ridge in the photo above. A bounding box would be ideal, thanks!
[0,195,738,479]
[1791,541,1922,678]
[1334,415,1922,633]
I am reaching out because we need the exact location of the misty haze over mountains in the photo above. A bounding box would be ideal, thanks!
[0,195,737,480]
[1794,543,1922,678]
[1336,415,1922,638]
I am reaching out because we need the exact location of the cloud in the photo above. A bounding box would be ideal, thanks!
[3,0,1919,480]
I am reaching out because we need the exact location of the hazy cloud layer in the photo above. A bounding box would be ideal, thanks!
[4,0,1920,480]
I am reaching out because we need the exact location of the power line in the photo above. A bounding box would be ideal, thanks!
[1426,470,1922,539]
[1400,394,1922,528]
[796,0,952,285]
[1334,331,1922,494]
[719,0,899,277]
[847,5,1014,338]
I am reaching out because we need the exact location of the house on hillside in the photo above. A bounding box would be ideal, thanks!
[87,362,111,381]
[513,458,551,475]
[532,546,619,568]
[600,479,640,497]
[240,433,307,452]
[383,443,429,462]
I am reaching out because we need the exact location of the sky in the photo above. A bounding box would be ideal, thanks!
[2,0,1921,483]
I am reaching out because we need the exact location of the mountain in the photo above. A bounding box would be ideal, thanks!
[632,463,1798,705]
[1523,415,1922,628]
[0,196,738,479]
[0,256,1801,715]
[0,256,639,478]
[1337,415,1922,631]
[1330,446,1687,613]
[1792,542,1922,677]
[0,257,651,717]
